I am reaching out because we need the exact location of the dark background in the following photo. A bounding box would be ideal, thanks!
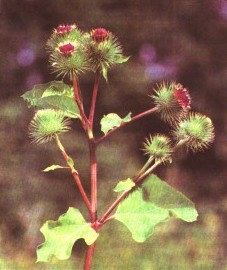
[0,0,226,269]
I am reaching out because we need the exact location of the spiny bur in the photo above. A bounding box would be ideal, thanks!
[173,112,214,152]
[29,109,71,144]
[152,82,191,125]
[143,134,173,163]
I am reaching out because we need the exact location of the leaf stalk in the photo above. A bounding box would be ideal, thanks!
[55,135,92,216]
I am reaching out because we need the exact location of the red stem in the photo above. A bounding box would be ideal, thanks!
[98,190,130,224]
[84,243,95,270]
[55,135,92,215]
[77,80,84,108]
[71,171,92,215]
[71,77,98,269]
[73,78,89,127]
[86,73,100,223]
[89,138,98,223]
[95,107,158,144]
[89,72,100,128]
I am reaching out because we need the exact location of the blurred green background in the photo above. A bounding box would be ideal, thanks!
[0,0,226,269]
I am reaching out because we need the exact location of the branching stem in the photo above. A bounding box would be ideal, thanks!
[98,161,161,225]
[98,139,188,226]
[95,106,158,144]
[71,78,171,269]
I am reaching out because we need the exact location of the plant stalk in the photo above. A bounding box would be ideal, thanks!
[72,77,98,269]
[137,156,154,177]
[98,138,188,225]
[73,78,89,128]
[89,133,98,223]
[89,72,100,128]
[84,243,95,270]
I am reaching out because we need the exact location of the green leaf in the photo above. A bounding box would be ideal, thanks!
[142,174,198,222]
[43,165,67,172]
[114,178,135,193]
[114,174,198,242]
[37,207,98,262]
[66,157,74,168]
[101,65,108,82]
[114,55,130,64]
[21,81,80,118]
[100,113,132,135]
[115,189,169,242]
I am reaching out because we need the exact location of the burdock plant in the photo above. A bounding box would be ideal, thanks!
[22,23,215,269]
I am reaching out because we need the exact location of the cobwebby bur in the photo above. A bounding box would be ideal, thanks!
[21,23,215,270]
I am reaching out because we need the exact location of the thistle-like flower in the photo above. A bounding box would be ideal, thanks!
[55,24,76,35]
[47,25,88,79]
[86,29,129,80]
[57,43,75,57]
[91,28,109,43]
[173,112,215,152]
[29,109,71,144]
[173,83,191,110]
[152,82,191,125]
[143,134,173,163]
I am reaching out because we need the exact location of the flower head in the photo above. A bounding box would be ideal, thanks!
[174,112,215,152]
[55,24,76,35]
[143,134,172,163]
[152,82,191,125]
[91,28,109,43]
[173,83,191,110]
[58,43,75,57]
[29,109,71,144]
[87,30,129,80]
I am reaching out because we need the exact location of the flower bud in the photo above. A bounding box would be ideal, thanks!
[174,112,215,152]
[143,134,172,163]
[55,24,76,35]
[58,43,75,57]
[91,28,109,43]
[29,109,71,144]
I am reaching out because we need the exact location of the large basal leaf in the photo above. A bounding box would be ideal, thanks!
[21,81,80,118]
[37,207,98,262]
[115,189,169,242]
[100,113,132,135]
[142,174,198,222]
[114,174,198,242]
